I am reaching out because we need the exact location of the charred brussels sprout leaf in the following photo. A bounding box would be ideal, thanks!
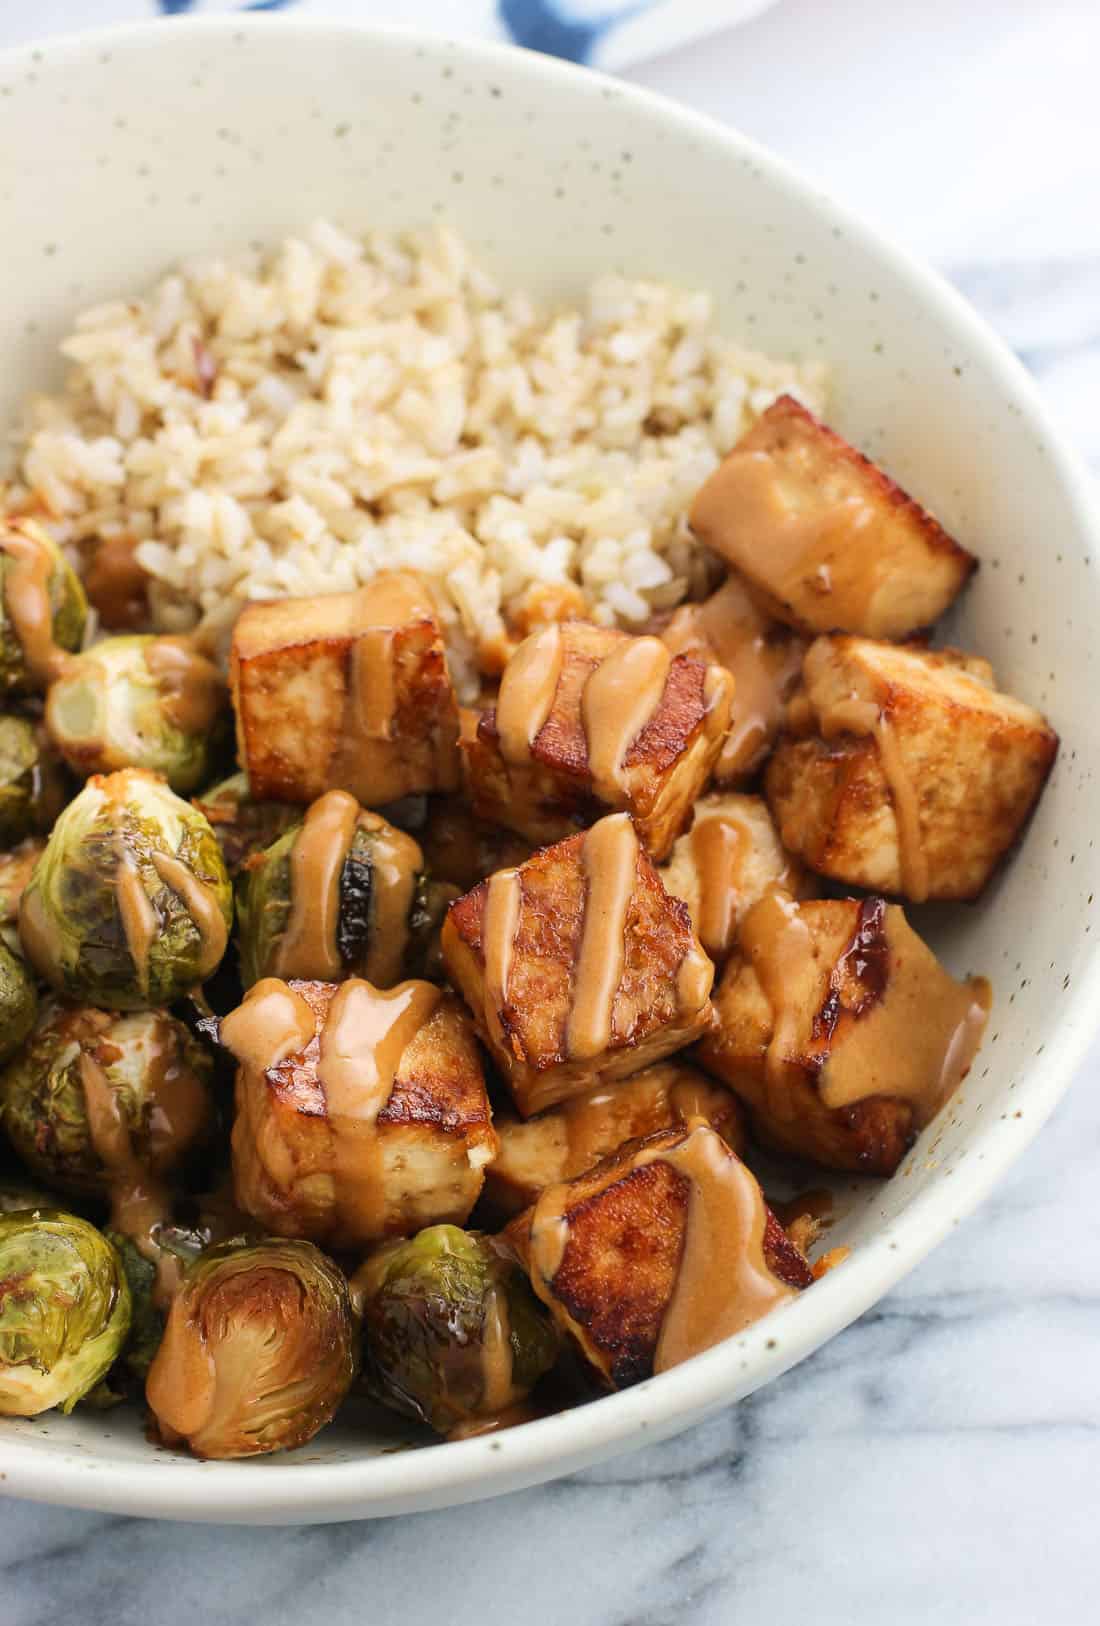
[0,715,69,849]
[0,937,36,1065]
[358,1225,560,1436]
[191,772,299,879]
[18,769,233,1008]
[236,800,428,989]
[46,635,227,794]
[0,1001,215,1197]
[0,520,87,698]
[145,1237,357,1459]
[0,1208,131,1416]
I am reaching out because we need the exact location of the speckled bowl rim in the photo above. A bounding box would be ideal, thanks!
[2,14,1098,1525]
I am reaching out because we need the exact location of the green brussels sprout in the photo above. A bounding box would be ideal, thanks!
[105,1187,252,1385]
[358,1225,560,1436]
[18,768,233,1007]
[145,1237,357,1459]
[191,772,299,879]
[0,1208,130,1416]
[46,634,227,795]
[236,793,432,988]
[0,519,87,697]
[0,937,36,1064]
[0,715,69,848]
[0,1000,215,1198]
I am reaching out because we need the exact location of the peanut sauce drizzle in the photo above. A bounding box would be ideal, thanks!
[481,867,522,1049]
[494,622,564,764]
[566,813,639,1061]
[816,696,929,902]
[150,848,228,979]
[220,978,317,1074]
[145,637,224,736]
[478,1285,518,1414]
[358,816,424,989]
[79,1020,209,1308]
[689,815,748,962]
[528,1122,793,1370]
[331,575,440,806]
[116,853,158,1000]
[738,890,818,1123]
[580,637,672,805]
[271,791,361,983]
[318,978,441,1243]
[0,522,75,687]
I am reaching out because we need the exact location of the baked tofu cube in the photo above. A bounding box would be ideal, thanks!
[504,1121,811,1389]
[225,976,496,1250]
[442,812,717,1116]
[659,575,806,782]
[661,791,815,966]
[483,1059,746,1219]
[689,395,977,639]
[696,895,990,1175]
[462,620,733,861]
[418,795,534,894]
[765,635,1058,900]
[230,571,460,807]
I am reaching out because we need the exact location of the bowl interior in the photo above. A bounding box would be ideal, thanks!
[1,18,1098,1522]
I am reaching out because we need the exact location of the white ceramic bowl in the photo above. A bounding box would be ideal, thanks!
[1,16,1097,1526]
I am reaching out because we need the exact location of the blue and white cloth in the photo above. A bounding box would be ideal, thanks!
[5,0,779,71]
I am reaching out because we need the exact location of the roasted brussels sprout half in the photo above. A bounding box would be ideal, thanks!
[0,519,88,697]
[0,1001,215,1198]
[106,1230,163,1385]
[0,715,69,848]
[46,634,227,794]
[236,791,433,988]
[0,937,36,1065]
[358,1225,560,1436]
[191,772,299,879]
[18,768,233,1008]
[0,1208,130,1416]
[145,1237,357,1459]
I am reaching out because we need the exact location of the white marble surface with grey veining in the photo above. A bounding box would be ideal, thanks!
[4,2,1100,1622]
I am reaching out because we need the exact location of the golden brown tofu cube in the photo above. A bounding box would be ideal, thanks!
[418,795,534,894]
[483,1059,747,1219]
[504,1122,811,1389]
[765,635,1058,901]
[225,976,496,1250]
[442,812,717,1116]
[230,571,460,807]
[462,620,733,861]
[696,895,990,1175]
[661,791,815,967]
[659,575,806,782]
[690,395,977,639]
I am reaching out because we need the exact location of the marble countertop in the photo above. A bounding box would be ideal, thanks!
[5,3,1099,1621]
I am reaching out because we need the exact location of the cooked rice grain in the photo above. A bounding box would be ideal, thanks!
[8,221,826,697]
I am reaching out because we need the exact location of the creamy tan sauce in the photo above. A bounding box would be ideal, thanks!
[83,534,150,630]
[815,696,928,901]
[1,522,74,687]
[566,813,639,1060]
[220,978,318,1074]
[738,891,818,1124]
[580,637,671,804]
[331,575,443,806]
[647,1124,795,1371]
[690,815,748,962]
[317,977,441,1242]
[495,623,564,765]
[116,854,158,1000]
[145,1290,216,1440]
[479,1285,518,1414]
[481,867,522,1050]
[146,637,224,736]
[359,816,424,988]
[271,791,361,982]
[150,849,228,979]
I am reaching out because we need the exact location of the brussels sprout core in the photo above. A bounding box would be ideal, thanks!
[145,1237,356,1459]
[46,634,226,793]
[358,1225,560,1436]
[18,768,233,1007]
[0,1208,131,1416]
